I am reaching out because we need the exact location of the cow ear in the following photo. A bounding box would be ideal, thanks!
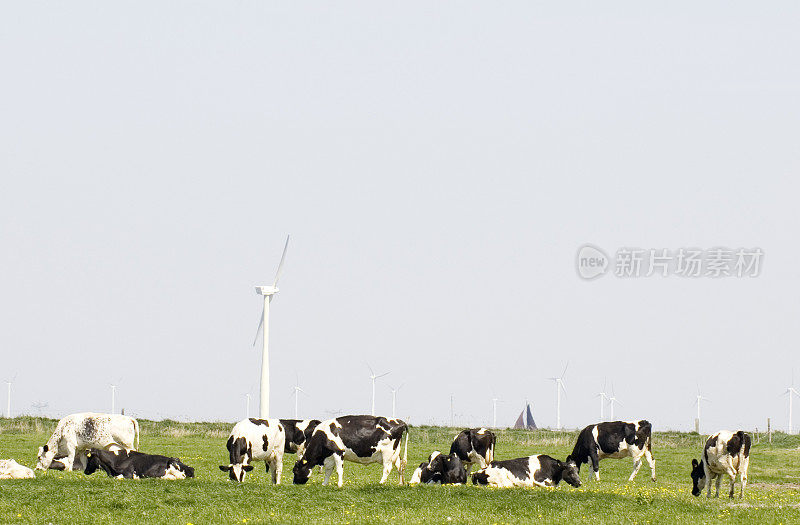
[691,459,698,468]
[219,465,229,471]
[42,445,48,453]
[243,465,254,472]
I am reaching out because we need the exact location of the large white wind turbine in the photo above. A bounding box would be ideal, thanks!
[367,365,389,416]
[785,373,800,434]
[389,383,404,419]
[608,385,622,421]
[549,363,568,430]
[252,235,290,418]
[694,387,711,433]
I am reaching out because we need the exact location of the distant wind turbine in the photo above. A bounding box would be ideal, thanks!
[252,235,290,418]
[292,374,308,419]
[110,384,117,414]
[492,396,503,428]
[367,364,389,416]
[694,387,711,433]
[548,362,569,430]
[31,401,48,416]
[389,383,404,419]
[4,374,16,419]
[608,385,622,421]
[785,372,800,434]
[595,379,608,420]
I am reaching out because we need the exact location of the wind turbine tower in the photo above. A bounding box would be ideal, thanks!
[252,235,290,418]
[367,365,389,416]
[292,375,307,419]
[785,374,800,434]
[390,384,404,419]
[694,387,711,433]
[608,385,622,421]
[548,363,568,430]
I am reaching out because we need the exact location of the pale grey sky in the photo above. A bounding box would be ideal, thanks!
[1,2,799,432]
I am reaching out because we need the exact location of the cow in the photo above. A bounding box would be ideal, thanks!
[0,459,35,479]
[219,418,286,483]
[84,448,195,479]
[471,455,582,488]
[568,420,655,482]
[292,415,408,487]
[449,428,496,474]
[36,413,139,472]
[280,419,321,455]
[690,430,751,499]
[409,451,467,485]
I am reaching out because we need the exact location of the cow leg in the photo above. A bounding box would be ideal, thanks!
[62,439,78,471]
[272,458,282,485]
[392,453,404,485]
[589,448,601,481]
[379,457,393,484]
[714,474,722,498]
[644,448,656,481]
[628,455,643,482]
[322,456,335,486]
[334,454,344,488]
[740,457,749,498]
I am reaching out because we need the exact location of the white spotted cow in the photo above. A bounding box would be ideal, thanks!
[280,419,321,456]
[219,418,286,483]
[449,428,496,474]
[471,455,582,488]
[36,413,139,472]
[691,430,751,499]
[409,450,467,485]
[0,459,35,479]
[568,420,655,482]
[292,415,408,487]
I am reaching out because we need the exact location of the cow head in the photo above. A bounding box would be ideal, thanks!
[84,451,101,475]
[561,458,582,488]
[219,463,254,482]
[292,458,313,484]
[35,444,56,471]
[690,459,706,496]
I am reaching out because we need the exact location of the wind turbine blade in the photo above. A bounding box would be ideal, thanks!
[366,363,375,376]
[272,235,290,288]
[561,361,569,379]
[252,303,265,346]
[376,372,390,379]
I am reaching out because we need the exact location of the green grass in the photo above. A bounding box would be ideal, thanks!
[1,417,799,524]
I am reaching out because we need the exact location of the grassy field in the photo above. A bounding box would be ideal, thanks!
[1,417,799,524]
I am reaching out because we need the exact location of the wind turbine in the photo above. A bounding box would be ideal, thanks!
[491,396,503,428]
[548,362,568,430]
[694,387,711,433]
[4,374,16,419]
[595,379,608,420]
[608,385,622,421]
[110,384,117,414]
[367,365,389,416]
[252,235,290,418]
[31,402,48,416]
[785,372,800,434]
[292,374,308,419]
[245,393,251,418]
[389,383,404,419]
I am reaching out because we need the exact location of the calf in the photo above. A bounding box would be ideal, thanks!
[472,455,581,488]
[84,449,194,479]
[409,451,467,485]
[691,430,751,499]
[293,415,408,487]
[280,419,321,455]
[219,418,286,483]
[568,420,655,482]
[449,428,496,474]
[0,459,35,479]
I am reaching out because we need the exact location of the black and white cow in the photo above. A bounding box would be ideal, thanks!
[292,415,408,487]
[219,418,286,483]
[691,430,751,499]
[471,455,582,488]
[568,420,655,482]
[449,428,496,474]
[409,451,467,485]
[280,419,321,455]
[84,448,195,479]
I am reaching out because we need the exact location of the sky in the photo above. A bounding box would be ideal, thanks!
[1,2,799,432]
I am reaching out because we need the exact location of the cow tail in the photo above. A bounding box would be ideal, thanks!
[401,430,409,484]
[133,419,140,451]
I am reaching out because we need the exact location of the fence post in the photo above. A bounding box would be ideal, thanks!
[768,417,772,445]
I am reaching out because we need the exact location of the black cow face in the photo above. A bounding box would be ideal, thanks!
[219,463,254,482]
[293,459,312,484]
[561,459,582,488]
[690,459,706,496]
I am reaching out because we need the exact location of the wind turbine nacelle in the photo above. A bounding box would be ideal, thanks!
[255,286,279,296]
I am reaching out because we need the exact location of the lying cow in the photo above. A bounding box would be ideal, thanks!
[471,455,581,488]
[84,448,194,479]
[691,430,751,498]
[280,419,321,455]
[0,459,35,479]
[409,451,467,485]
[219,418,286,483]
[568,420,655,482]
[449,428,496,474]
[293,415,408,487]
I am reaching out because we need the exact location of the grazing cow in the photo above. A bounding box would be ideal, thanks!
[471,455,581,488]
[36,413,139,471]
[0,459,35,479]
[293,415,408,487]
[568,420,655,482]
[691,430,751,499]
[219,418,286,483]
[409,451,467,485]
[449,428,496,474]
[280,419,321,455]
[84,449,195,479]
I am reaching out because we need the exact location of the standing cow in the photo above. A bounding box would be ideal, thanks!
[691,430,751,498]
[568,420,655,482]
[292,415,408,487]
[449,428,496,474]
[280,419,321,456]
[35,413,139,471]
[219,418,286,483]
